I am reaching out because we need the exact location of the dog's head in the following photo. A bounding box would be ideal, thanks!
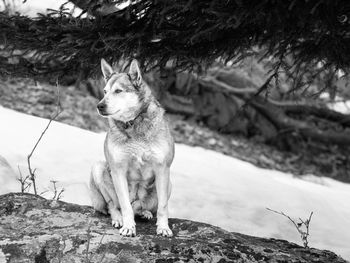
[97,58,149,122]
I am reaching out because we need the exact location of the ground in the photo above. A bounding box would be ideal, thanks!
[0,193,347,263]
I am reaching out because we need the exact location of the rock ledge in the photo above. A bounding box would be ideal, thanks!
[0,193,347,263]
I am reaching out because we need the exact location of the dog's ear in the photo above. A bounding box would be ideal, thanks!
[128,59,142,85]
[101,58,114,80]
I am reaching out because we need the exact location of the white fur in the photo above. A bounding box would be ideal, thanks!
[90,59,174,237]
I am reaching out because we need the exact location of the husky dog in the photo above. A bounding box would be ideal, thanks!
[89,59,174,237]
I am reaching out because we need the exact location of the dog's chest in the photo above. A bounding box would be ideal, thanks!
[111,137,169,166]
[124,143,158,197]
[126,141,155,166]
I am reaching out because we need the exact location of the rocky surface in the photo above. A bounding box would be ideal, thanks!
[0,193,347,263]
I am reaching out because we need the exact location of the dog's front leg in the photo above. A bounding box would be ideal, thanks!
[110,165,136,237]
[155,165,173,237]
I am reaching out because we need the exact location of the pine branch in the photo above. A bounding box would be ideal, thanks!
[0,0,349,86]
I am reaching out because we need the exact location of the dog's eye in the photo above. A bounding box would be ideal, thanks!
[115,89,122,94]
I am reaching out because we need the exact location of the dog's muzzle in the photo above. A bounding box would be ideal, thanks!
[97,103,107,115]
[97,103,106,111]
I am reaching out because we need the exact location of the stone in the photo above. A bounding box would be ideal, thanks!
[0,193,347,263]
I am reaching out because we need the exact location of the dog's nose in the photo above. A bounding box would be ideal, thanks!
[97,103,106,111]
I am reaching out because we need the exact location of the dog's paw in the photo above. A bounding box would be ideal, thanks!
[141,210,153,220]
[119,220,136,237]
[112,218,123,228]
[110,210,123,228]
[156,226,173,237]
[119,225,136,237]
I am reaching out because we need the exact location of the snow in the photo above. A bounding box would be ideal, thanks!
[329,100,350,114]
[1,106,350,260]
[320,93,350,114]
[1,0,129,17]
[0,0,73,17]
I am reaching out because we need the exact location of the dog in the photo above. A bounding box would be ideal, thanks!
[89,59,175,237]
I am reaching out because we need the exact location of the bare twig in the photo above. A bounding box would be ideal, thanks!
[199,76,256,94]
[241,70,279,110]
[267,208,313,248]
[49,180,65,200]
[85,225,92,263]
[96,233,107,263]
[17,165,31,193]
[51,180,58,199]
[27,80,62,195]
[115,249,123,261]
[87,230,107,263]
[39,190,49,196]
[56,188,65,201]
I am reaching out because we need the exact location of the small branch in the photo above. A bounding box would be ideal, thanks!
[27,81,62,195]
[85,224,92,263]
[56,189,65,201]
[241,71,279,110]
[50,180,65,200]
[39,190,49,196]
[266,208,301,234]
[88,230,107,263]
[267,208,313,248]
[199,76,256,94]
[51,180,58,200]
[17,165,31,193]
[17,165,24,193]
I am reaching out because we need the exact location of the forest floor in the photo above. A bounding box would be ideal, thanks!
[0,77,349,182]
